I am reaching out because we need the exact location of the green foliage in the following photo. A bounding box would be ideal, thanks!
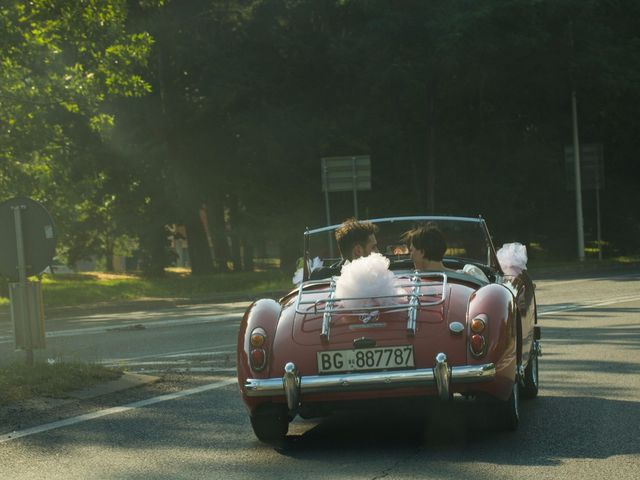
[0,0,157,266]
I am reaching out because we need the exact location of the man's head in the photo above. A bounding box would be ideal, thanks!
[335,218,379,261]
[404,223,447,262]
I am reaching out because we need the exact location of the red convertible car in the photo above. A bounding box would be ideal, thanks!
[237,216,541,443]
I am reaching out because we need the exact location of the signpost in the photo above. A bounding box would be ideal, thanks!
[565,144,605,260]
[0,197,56,364]
[321,156,372,257]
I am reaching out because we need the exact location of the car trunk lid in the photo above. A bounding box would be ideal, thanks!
[292,281,464,346]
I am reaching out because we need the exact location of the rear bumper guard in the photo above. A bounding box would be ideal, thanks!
[244,353,496,410]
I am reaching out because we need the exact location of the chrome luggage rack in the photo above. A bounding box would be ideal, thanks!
[294,272,448,340]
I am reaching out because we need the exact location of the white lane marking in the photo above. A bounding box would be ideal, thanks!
[102,354,233,367]
[99,344,235,364]
[134,367,237,374]
[0,378,237,444]
[163,350,234,359]
[0,315,242,345]
[535,271,640,287]
[539,294,640,316]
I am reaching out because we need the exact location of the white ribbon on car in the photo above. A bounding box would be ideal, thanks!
[334,252,403,309]
[496,242,528,275]
[292,256,323,285]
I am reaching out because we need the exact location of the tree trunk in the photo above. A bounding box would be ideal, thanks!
[209,192,231,272]
[279,231,299,276]
[242,239,254,272]
[185,205,214,275]
[104,236,115,272]
[227,193,242,271]
[139,225,168,277]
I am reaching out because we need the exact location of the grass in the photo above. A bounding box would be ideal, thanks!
[0,361,122,407]
[0,268,295,309]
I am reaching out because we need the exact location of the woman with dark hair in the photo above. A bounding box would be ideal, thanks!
[404,223,488,281]
[404,223,452,272]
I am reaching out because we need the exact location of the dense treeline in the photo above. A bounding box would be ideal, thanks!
[1,0,639,275]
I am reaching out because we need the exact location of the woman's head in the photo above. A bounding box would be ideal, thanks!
[404,223,447,263]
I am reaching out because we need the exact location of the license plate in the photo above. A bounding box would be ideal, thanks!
[317,345,415,374]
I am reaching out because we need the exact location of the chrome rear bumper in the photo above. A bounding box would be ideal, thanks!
[244,353,496,410]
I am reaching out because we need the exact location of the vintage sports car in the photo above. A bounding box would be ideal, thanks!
[237,216,541,443]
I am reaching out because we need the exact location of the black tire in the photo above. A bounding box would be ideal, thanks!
[250,405,289,445]
[494,381,520,431]
[521,348,539,399]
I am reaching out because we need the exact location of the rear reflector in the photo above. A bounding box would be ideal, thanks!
[470,334,486,356]
[250,348,266,371]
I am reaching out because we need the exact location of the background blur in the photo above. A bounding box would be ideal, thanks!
[1,0,639,277]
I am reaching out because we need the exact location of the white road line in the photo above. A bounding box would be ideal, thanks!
[134,367,237,374]
[535,271,640,287]
[162,350,234,359]
[0,378,237,444]
[0,315,242,345]
[99,344,235,364]
[539,294,640,316]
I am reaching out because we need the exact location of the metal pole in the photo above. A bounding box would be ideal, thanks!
[322,160,334,258]
[571,91,585,262]
[352,157,358,219]
[12,205,33,365]
[595,165,602,261]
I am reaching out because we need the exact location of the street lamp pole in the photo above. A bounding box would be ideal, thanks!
[571,90,585,262]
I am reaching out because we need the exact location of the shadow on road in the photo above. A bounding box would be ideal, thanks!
[278,394,639,467]
[6,385,638,480]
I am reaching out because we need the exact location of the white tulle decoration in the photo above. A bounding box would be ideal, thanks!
[334,252,401,308]
[292,256,323,285]
[497,242,528,275]
[460,264,489,282]
[292,268,303,285]
[309,256,323,272]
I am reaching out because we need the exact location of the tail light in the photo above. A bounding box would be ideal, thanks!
[469,314,488,357]
[470,334,486,356]
[249,327,268,371]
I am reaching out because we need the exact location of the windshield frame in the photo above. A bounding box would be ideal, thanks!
[302,216,503,281]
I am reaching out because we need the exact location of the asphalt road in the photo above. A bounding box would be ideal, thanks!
[1,271,639,479]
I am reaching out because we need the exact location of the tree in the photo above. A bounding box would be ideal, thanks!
[0,0,160,267]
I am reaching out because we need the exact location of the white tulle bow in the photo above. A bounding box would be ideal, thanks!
[335,252,402,308]
[292,256,323,285]
[496,242,528,275]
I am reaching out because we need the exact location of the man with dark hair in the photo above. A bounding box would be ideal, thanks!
[335,218,379,261]
[404,222,450,271]
[309,218,379,280]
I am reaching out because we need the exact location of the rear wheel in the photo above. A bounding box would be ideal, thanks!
[521,347,539,399]
[250,404,289,445]
[494,381,520,431]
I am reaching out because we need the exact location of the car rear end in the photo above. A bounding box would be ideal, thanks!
[241,274,514,419]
